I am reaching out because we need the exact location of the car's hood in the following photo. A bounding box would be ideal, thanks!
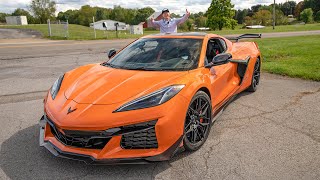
[64,65,187,105]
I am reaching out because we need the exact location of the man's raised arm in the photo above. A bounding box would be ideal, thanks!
[150,17,160,28]
[176,9,191,25]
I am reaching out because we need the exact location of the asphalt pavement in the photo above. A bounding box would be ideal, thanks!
[0,36,319,180]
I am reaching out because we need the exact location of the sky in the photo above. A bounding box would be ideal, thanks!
[0,0,303,15]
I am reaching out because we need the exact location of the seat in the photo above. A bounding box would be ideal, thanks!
[212,43,221,55]
[206,43,216,62]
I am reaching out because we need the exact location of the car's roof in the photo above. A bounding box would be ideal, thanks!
[143,32,208,39]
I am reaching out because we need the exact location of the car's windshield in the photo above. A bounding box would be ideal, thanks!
[104,38,203,71]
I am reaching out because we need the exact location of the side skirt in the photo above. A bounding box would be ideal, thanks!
[211,94,238,124]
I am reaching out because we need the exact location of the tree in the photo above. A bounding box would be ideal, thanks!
[315,11,320,22]
[57,9,79,24]
[195,16,208,27]
[186,19,195,31]
[252,10,272,26]
[206,0,237,30]
[29,0,56,24]
[56,6,153,26]
[193,12,204,19]
[96,8,106,21]
[230,19,237,30]
[303,0,320,16]
[235,9,248,24]
[251,5,262,13]
[110,6,124,23]
[281,1,296,16]
[123,8,137,25]
[259,5,273,12]
[300,8,314,23]
[275,10,289,25]
[0,13,10,23]
[244,16,253,26]
[12,8,36,24]
[134,7,154,24]
[287,1,297,15]
[170,13,181,18]
[78,5,96,26]
[294,1,304,18]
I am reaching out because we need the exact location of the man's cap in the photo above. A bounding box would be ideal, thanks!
[162,8,170,14]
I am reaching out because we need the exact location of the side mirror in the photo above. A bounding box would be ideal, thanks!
[205,53,232,68]
[108,49,117,59]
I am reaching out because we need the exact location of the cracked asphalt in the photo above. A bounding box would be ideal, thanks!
[0,39,319,180]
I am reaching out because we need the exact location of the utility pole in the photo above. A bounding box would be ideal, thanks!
[273,0,276,30]
[93,16,96,39]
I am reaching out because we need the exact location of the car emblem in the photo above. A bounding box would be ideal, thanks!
[67,107,77,114]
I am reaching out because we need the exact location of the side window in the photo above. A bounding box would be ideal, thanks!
[206,39,224,62]
[219,39,227,52]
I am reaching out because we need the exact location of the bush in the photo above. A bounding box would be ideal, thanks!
[315,11,320,22]
[300,8,314,23]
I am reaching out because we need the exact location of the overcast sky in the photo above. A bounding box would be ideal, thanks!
[0,0,302,15]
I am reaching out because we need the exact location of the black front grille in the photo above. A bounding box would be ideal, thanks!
[45,114,158,150]
[47,118,111,149]
[121,120,158,149]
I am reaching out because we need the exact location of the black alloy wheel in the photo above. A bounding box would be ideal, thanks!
[183,91,212,151]
[247,58,261,92]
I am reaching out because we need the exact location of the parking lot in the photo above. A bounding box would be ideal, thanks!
[0,39,319,180]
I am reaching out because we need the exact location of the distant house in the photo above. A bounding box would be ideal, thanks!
[90,20,127,31]
[5,16,28,25]
[130,23,144,35]
[143,12,162,28]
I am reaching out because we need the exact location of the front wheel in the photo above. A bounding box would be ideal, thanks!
[183,91,212,151]
[247,58,261,92]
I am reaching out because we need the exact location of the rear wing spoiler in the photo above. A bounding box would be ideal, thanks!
[227,34,262,42]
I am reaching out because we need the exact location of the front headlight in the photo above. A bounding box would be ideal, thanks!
[50,75,64,100]
[115,85,185,112]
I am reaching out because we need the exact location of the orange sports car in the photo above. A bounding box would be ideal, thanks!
[39,33,261,164]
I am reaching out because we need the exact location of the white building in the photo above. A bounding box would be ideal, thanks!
[5,16,28,25]
[90,20,127,31]
[130,23,144,35]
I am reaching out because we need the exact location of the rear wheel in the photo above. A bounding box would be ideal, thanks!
[183,91,212,151]
[247,58,261,92]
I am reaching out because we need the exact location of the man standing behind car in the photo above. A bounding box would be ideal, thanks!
[150,8,190,34]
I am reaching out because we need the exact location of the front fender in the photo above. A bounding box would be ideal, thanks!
[179,68,212,102]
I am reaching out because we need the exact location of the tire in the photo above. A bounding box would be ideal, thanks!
[183,91,212,151]
[247,58,261,92]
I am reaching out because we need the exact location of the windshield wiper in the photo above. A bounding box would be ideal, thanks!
[104,64,181,71]
[124,67,157,71]
[104,63,120,69]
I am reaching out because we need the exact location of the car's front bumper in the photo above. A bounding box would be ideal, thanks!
[40,131,183,165]
[39,94,189,164]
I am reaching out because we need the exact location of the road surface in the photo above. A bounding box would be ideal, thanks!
[0,36,319,180]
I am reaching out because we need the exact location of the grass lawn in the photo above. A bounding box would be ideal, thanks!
[254,35,320,81]
[206,23,320,35]
[0,24,144,40]
[1,23,320,40]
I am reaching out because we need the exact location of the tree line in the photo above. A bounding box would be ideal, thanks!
[0,0,56,24]
[234,0,320,26]
[1,0,319,31]
[56,5,155,26]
